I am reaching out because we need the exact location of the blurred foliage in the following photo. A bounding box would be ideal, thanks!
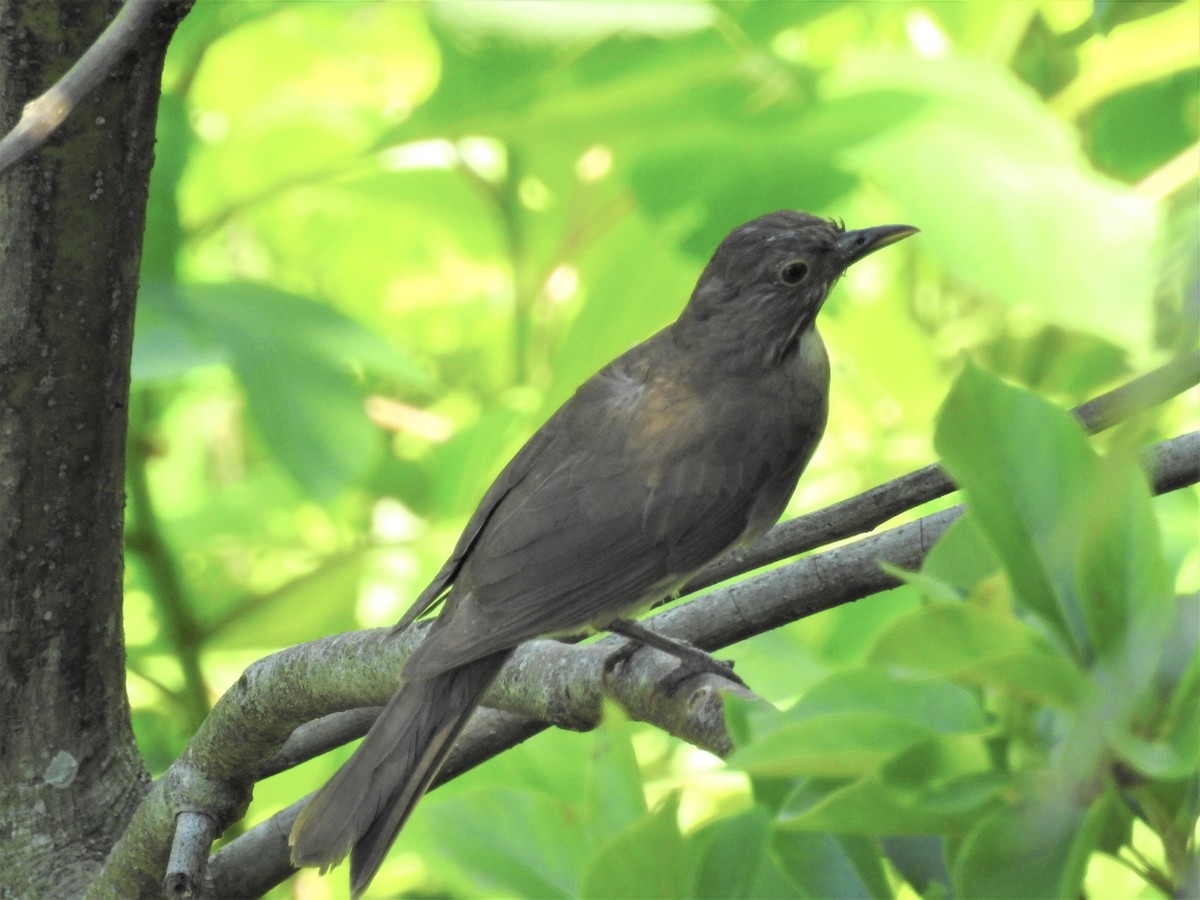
[125,1,1198,897]
[725,368,1197,899]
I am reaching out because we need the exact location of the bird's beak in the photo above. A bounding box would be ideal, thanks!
[835,223,919,268]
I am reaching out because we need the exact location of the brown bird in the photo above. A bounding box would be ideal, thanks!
[289,210,917,896]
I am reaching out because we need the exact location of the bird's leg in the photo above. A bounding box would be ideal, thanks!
[604,619,745,687]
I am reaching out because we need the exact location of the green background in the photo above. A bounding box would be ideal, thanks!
[126,2,1198,897]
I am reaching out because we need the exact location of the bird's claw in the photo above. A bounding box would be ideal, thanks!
[602,640,639,681]
[603,635,745,691]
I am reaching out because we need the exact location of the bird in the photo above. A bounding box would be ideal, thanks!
[289,210,917,897]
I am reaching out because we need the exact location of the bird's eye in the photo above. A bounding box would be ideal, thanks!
[779,260,809,285]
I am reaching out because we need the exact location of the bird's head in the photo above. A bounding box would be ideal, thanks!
[676,211,917,365]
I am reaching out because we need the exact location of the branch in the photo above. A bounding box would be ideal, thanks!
[95,613,752,897]
[205,429,1197,897]
[0,0,172,177]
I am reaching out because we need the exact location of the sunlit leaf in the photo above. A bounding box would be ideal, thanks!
[934,364,1100,654]
[183,283,427,501]
[788,667,987,734]
[431,0,715,43]
[728,712,938,780]
[879,734,995,802]
[867,602,1087,709]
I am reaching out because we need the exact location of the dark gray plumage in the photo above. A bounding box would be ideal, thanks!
[289,211,917,897]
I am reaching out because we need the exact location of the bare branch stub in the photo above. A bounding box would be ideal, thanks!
[164,810,218,898]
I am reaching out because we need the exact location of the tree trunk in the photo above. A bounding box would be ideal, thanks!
[0,1,187,894]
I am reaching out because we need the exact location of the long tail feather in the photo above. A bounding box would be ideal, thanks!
[289,650,511,898]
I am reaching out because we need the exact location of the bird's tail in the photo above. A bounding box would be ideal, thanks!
[289,650,511,898]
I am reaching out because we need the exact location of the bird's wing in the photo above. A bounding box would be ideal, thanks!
[391,409,564,634]
[402,347,810,679]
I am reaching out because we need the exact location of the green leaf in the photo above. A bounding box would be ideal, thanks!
[397,20,744,150]
[580,793,692,899]
[140,93,189,284]
[919,511,998,596]
[771,831,892,899]
[427,786,589,897]
[181,3,438,222]
[728,712,938,780]
[182,283,429,501]
[867,602,1087,709]
[952,781,1120,899]
[722,692,767,750]
[431,0,715,44]
[788,668,988,735]
[881,835,952,898]
[691,807,803,900]
[880,562,964,605]
[255,168,508,328]
[458,726,592,805]
[879,735,996,803]
[1082,68,1198,183]
[1092,0,1169,34]
[627,84,927,261]
[835,55,1158,351]
[162,0,287,91]
[1155,592,1200,688]
[1111,639,1200,779]
[778,772,1006,836]
[583,703,649,845]
[543,212,693,414]
[935,364,1177,703]
[934,364,1101,655]
[1075,453,1173,684]
[208,548,366,648]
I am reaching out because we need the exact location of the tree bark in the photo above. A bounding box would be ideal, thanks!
[0,1,188,894]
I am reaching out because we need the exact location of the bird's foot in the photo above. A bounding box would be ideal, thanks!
[603,618,745,688]
[602,639,639,680]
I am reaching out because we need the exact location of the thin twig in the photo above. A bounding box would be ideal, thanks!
[0,0,171,177]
